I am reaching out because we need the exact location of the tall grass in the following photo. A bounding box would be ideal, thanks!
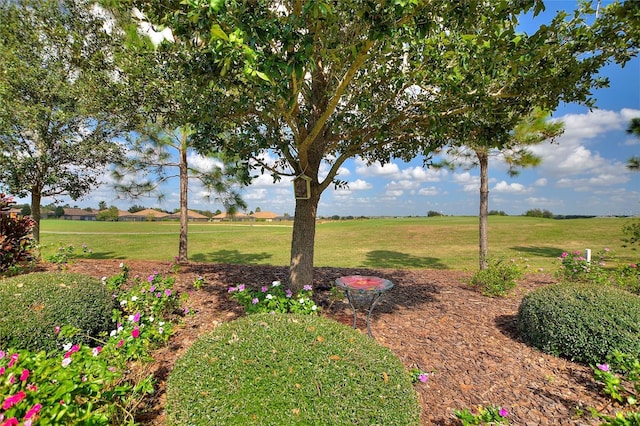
[39,216,638,272]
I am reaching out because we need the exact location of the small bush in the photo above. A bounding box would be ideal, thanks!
[166,313,420,425]
[469,258,524,297]
[517,283,640,364]
[0,272,115,352]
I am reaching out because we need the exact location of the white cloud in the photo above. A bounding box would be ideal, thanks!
[355,158,400,176]
[534,178,547,187]
[492,181,529,193]
[418,186,440,196]
[453,172,479,192]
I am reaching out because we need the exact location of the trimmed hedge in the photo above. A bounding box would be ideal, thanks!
[517,283,640,364]
[166,313,420,425]
[0,272,115,352]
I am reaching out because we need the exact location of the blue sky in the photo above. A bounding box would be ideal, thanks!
[23,1,640,217]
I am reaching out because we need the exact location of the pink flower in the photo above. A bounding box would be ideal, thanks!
[631,264,637,268]
[303,285,313,291]
[238,284,245,291]
[2,418,18,426]
[54,326,60,334]
[499,407,509,417]
[133,312,141,322]
[0,350,4,359]
[418,373,428,383]
[92,346,102,357]
[61,358,72,368]
[24,403,41,420]
[147,274,155,283]
[560,252,568,258]
[132,327,140,338]
[117,339,124,348]
[19,369,29,382]
[164,289,172,297]
[2,391,26,410]
[597,363,610,372]
[26,384,37,392]
[149,285,156,292]
[285,289,293,298]
[252,298,259,305]
[228,286,236,293]
[0,367,4,376]
[261,285,268,292]
[7,353,18,368]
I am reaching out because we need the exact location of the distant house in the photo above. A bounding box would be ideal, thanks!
[121,208,170,222]
[249,211,283,222]
[62,208,97,221]
[210,212,251,222]
[165,210,209,222]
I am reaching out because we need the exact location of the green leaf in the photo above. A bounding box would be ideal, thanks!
[210,0,224,12]
[210,24,228,41]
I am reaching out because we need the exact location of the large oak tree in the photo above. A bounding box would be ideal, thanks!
[114,0,639,291]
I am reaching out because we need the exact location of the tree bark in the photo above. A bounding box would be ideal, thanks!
[478,150,489,270]
[178,144,188,263]
[30,190,42,245]
[289,187,320,293]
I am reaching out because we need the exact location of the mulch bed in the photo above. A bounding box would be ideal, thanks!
[44,259,622,425]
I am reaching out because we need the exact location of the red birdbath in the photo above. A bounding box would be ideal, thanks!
[334,275,394,337]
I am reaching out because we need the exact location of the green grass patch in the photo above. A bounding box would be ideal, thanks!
[38,216,638,271]
[166,313,420,425]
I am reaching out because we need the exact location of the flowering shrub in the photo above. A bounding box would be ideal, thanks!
[228,280,318,315]
[0,193,35,276]
[45,242,93,269]
[0,264,187,424]
[591,352,640,424]
[556,249,609,284]
[454,405,509,425]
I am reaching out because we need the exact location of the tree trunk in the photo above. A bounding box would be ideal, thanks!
[178,144,188,263]
[289,188,320,293]
[30,190,42,245]
[478,150,489,270]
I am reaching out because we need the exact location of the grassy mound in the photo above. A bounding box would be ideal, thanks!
[166,313,420,425]
[0,272,115,352]
[517,283,640,364]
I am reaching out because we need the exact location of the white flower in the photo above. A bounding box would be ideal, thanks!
[128,315,134,322]
[311,305,317,311]
[101,277,107,284]
[131,296,138,301]
[149,316,154,323]
[119,262,124,268]
[158,327,164,334]
[110,330,117,337]
[62,343,72,351]
[61,357,72,368]
[120,300,127,306]
[159,321,165,326]
[272,280,281,287]
[117,326,123,332]
[299,298,305,304]
[266,294,273,299]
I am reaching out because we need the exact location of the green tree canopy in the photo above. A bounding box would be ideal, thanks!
[0,0,131,241]
[109,0,639,290]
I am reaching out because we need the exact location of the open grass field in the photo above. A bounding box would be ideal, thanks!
[39,216,639,272]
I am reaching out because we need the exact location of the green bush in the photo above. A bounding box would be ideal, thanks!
[469,258,524,297]
[166,313,420,425]
[0,272,115,352]
[517,283,640,364]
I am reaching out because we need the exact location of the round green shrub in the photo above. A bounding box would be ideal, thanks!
[0,272,115,352]
[166,313,420,425]
[517,283,640,364]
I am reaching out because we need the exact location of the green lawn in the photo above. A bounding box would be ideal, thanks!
[39,216,639,272]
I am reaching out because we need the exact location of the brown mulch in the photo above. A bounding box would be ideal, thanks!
[42,259,622,425]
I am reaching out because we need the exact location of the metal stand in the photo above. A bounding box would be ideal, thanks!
[343,288,385,337]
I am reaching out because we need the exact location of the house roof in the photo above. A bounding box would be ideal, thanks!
[63,208,97,216]
[128,208,169,218]
[165,210,209,219]
[250,211,281,219]
[211,212,250,219]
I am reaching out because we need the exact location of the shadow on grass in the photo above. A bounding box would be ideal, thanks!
[510,246,565,259]
[85,252,122,260]
[363,250,449,270]
[191,249,273,265]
